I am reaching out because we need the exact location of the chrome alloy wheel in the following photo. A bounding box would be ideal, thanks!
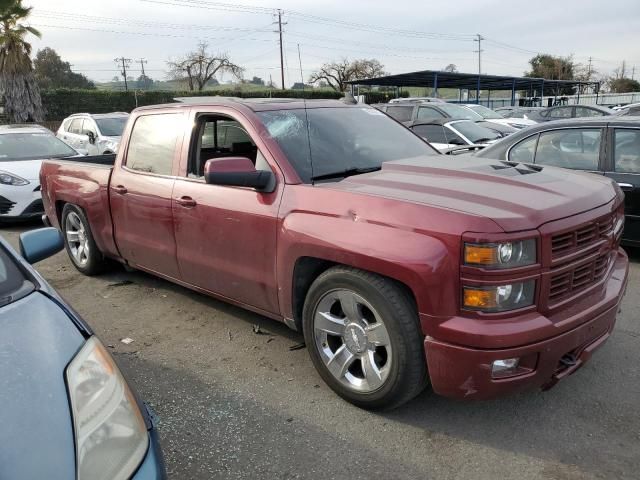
[313,289,392,393]
[65,211,89,266]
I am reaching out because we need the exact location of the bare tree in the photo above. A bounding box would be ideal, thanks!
[167,42,243,91]
[308,58,386,92]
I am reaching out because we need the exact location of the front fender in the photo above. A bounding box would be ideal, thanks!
[277,211,460,331]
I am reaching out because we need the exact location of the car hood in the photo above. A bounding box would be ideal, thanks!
[489,118,537,127]
[325,156,618,232]
[0,291,83,480]
[0,159,43,181]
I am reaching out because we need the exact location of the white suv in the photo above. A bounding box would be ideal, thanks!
[57,112,129,155]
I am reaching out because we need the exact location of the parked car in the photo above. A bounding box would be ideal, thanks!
[407,118,500,151]
[475,116,640,246]
[527,104,614,122]
[614,102,640,116]
[57,112,129,155]
[0,227,166,479]
[0,124,81,221]
[462,104,537,129]
[41,98,628,409]
[388,96,444,104]
[495,106,545,120]
[377,101,517,137]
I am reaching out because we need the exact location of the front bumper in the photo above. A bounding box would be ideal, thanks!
[425,250,629,400]
[0,182,43,220]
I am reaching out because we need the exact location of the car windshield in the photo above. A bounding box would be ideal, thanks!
[0,132,77,161]
[95,117,128,136]
[450,121,501,143]
[0,245,29,306]
[437,104,484,121]
[258,107,439,183]
[467,104,504,119]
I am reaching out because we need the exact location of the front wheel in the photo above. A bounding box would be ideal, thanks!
[303,266,428,410]
[61,204,108,275]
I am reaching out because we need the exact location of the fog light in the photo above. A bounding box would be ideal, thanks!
[492,358,520,378]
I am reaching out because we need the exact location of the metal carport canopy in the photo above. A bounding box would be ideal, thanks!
[346,70,596,92]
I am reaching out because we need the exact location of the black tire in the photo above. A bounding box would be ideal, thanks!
[303,266,428,410]
[61,203,108,275]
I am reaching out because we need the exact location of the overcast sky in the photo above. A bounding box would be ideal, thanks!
[25,0,640,86]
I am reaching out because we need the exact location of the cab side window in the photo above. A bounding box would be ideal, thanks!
[126,114,182,175]
[416,107,446,120]
[385,106,413,122]
[69,118,83,134]
[548,107,572,119]
[614,129,640,173]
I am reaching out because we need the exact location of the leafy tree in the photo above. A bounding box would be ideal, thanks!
[525,54,576,94]
[608,78,640,93]
[136,74,153,89]
[0,0,43,122]
[167,42,243,91]
[443,64,458,73]
[308,58,386,92]
[249,76,264,86]
[33,47,94,89]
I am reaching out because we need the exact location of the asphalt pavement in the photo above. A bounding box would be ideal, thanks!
[3,223,639,480]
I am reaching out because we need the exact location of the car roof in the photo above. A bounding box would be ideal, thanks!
[136,97,352,112]
[67,112,129,119]
[0,124,51,135]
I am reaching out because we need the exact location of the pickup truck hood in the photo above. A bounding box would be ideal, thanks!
[0,291,82,480]
[329,156,617,232]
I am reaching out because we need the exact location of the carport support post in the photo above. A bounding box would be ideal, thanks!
[511,78,516,106]
[576,82,581,105]
[487,89,491,107]
[540,80,545,106]
[433,72,438,97]
[476,75,481,104]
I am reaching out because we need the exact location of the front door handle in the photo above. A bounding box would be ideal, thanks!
[617,182,633,190]
[175,196,197,208]
[112,185,128,195]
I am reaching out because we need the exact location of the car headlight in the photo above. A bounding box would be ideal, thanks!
[66,337,148,480]
[0,170,29,186]
[464,239,536,269]
[463,280,536,312]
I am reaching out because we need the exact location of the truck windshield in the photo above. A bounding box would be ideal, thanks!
[0,133,77,161]
[95,117,128,137]
[438,104,484,121]
[258,107,438,183]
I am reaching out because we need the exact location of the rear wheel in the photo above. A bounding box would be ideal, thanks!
[61,204,108,275]
[303,266,428,410]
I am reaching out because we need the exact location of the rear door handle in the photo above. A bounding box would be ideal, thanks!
[175,196,197,208]
[112,185,128,195]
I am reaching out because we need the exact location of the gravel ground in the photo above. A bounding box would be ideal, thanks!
[3,222,639,480]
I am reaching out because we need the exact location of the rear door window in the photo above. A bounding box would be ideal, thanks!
[416,107,446,120]
[411,125,448,144]
[548,107,573,119]
[126,114,182,176]
[385,106,413,122]
[613,129,640,173]
[69,119,83,134]
[534,128,602,170]
[575,107,605,117]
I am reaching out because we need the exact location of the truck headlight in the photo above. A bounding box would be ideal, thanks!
[463,280,536,312]
[66,337,148,480]
[0,170,29,186]
[464,239,536,268]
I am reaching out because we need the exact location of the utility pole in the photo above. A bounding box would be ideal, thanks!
[632,66,636,80]
[137,58,148,78]
[473,34,484,76]
[276,9,286,90]
[587,57,592,79]
[114,57,132,91]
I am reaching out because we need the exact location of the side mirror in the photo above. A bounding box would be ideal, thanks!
[86,131,96,144]
[204,157,274,192]
[19,228,64,264]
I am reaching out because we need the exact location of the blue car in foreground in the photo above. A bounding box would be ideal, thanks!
[0,228,166,480]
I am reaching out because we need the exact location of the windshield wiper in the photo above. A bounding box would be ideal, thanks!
[474,138,494,143]
[311,166,381,182]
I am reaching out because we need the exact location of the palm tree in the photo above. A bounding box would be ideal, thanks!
[0,0,43,122]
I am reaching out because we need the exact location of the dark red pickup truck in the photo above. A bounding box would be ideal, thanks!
[41,98,629,409]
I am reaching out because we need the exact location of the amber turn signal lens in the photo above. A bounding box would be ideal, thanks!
[463,288,497,309]
[464,245,498,265]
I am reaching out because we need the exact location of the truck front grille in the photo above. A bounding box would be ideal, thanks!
[550,212,615,258]
[0,195,16,214]
[548,252,611,302]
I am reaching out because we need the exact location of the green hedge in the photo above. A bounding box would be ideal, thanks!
[40,88,344,120]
